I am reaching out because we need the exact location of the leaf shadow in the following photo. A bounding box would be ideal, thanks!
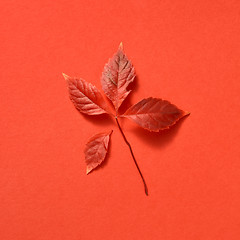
[130,115,189,149]
[81,113,114,127]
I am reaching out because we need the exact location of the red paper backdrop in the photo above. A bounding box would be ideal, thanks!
[1,0,240,239]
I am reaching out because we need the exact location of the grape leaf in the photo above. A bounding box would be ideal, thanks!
[122,97,188,132]
[101,43,135,112]
[63,73,111,115]
[84,131,112,174]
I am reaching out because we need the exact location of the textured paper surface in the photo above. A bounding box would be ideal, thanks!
[0,0,240,239]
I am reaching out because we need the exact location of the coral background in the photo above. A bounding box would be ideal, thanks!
[1,0,240,239]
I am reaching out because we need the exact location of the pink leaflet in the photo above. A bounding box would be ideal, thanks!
[123,97,189,132]
[63,73,111,115]
[84,131,112,174]
[101,43,135,113]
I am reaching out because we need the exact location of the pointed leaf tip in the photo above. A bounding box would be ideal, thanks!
[119,42,123,50]
[62,73,70,80]
[86,167,91,175]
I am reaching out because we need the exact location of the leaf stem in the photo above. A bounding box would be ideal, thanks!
[115,117,148,196]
